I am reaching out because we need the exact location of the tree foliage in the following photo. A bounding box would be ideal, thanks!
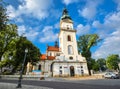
[0,0,8,30]
[106,54,120,70]
[92,62,99,71]
[97,58,106,71]
[0,24,18,61]
[88,58,99,72]
[77,34,101,59]
[0,1,41,74]
[77,34,101,75]
[12,36,41,73]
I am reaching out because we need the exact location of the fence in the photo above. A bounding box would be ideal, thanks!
[0,74,48,80]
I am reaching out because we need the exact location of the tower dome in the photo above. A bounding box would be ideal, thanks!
[61,8,72,20]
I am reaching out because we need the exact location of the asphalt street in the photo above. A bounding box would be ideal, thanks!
[0,79,120,89]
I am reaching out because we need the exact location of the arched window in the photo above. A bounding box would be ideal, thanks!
[68,45,73,54]
[38,65,41,70]
[50,52,52,56]
[67,35,71,41]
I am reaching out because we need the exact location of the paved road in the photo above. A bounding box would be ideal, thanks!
[0,79,120,89]
[0,83,52,89]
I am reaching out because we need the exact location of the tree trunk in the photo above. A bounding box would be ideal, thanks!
[86,62,91,75]
[87,58,91,76]
[0,55,2,61]
[0,67,3,73]
[0,52,4,61]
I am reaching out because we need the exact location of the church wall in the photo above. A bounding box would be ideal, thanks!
[61,22,73,29]
[47,51,60,56]
[52,62,88,77]
[39,60,53,74]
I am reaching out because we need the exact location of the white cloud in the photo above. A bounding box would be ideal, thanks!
[7,0,53,21]
[39,26,58,43]
[92,21,109,38]
[16,18,24,23]
[104,12,120,28]
[62,0,79,5]
[78,0,102,20]
[92,21,102,28]
[18,25,39,41]
[93,29,120,59]
[76,24,90,35]
[114,0,120,11]
[26,30,39,41]
[93,11,120,38]
[18,25,26,36]
[7,5,16,19]
[92,10,120,59]
[54,22,59,29]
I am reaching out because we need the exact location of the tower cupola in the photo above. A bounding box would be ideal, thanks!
[60,8,73,30]
[61,8,72,20]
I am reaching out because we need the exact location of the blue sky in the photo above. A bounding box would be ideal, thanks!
[5,0,120,59]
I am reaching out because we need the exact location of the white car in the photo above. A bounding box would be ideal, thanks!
[104,72,119,79]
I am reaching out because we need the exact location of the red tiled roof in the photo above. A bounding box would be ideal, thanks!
[47,46,59,51]
[40,54,46,60]
[47,56,55,60]
[40,54,55,60]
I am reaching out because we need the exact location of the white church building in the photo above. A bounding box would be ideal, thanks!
[28,8,89,77]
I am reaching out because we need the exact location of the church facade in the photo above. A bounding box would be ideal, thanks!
[28,8,89,77]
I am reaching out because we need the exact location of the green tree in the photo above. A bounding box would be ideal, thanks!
[0,1,41,74]
[0,0,8,30]
[12,36,41,73]
[0,60,5,72]
[0,0,18,61]
[77,34,101,75]
[106,54,120,71]
[97,58,106,71]
[0,59,13,73]
[89,58,99,72]
[92,62,99,72]
[0,24,18,61]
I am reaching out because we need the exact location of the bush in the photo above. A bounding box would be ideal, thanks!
[2,70,12,75]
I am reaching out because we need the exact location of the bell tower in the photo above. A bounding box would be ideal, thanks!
[59,8,78,61]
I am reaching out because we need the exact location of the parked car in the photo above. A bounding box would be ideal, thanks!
[104,72,119,79]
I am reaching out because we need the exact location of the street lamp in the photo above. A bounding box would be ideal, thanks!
[16,48,28,88]
[118,63,120,73]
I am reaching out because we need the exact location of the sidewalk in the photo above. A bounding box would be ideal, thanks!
[0,83,53,89]
[63,75,103,80]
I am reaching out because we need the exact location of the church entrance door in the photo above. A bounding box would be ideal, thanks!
[70,66,75,77]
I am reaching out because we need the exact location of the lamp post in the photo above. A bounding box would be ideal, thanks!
[16,48,28,88]
[118,63,120,73]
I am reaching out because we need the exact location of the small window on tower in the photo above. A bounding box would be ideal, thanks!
[81,66,83,68]
[60,66,62,69]
[68,35,71,41]
[67,25,69,29]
